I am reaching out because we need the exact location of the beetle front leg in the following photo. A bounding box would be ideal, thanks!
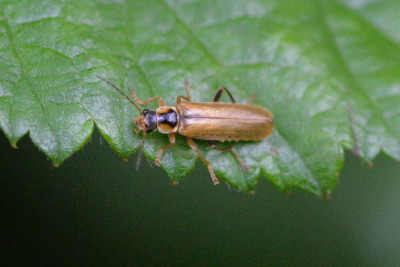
[187,137,219,185]
[129,89,165,107]
[155,133,176,166]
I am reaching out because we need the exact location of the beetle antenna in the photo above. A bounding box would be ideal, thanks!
[97,76,142,115]
[135,133,147,171]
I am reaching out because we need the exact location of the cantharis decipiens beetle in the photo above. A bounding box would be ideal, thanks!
[97,76,273,184]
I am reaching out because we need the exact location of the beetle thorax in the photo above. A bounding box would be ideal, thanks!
[156,106,179,134]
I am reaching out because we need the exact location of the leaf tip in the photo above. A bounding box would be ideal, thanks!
[11,142,18,149]
[171,179,179,186]
[53,163,60,168]
[122,158,128,163]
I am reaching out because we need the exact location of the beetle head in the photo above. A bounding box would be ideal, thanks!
[135,115,147,131]
[135,109,157,133]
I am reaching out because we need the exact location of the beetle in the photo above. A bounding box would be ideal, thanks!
[97,76,274,184]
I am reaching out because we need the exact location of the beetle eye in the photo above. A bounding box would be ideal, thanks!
[142,109,149,115]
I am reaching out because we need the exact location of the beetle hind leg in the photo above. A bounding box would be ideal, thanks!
[245,94,256,105]
[213,87,236,103]
[187,137,219,185]
[208,141,250,173]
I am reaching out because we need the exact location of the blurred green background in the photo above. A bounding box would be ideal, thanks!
[1,130,400,266]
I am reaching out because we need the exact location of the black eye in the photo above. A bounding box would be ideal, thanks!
[143,109,149,115]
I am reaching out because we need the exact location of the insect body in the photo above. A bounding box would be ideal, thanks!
[177,102,273,141]
[97,76,274,184]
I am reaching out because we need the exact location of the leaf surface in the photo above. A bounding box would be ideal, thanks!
[0,0,399,196]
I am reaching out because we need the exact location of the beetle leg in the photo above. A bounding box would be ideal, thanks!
[245,94,256,105]
[177,79,193,104]
[184,79,192,100]
[187,137,219,185]
[155,133,176,166]
[208,141,250,172]
[129,89,165,107]
[177,95,191,104]
[213,87,236,103]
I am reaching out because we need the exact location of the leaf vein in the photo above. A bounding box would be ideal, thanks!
[318,0,400,154]
[0,10,61,157]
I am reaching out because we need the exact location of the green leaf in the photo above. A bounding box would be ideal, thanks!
[1,0,399,196]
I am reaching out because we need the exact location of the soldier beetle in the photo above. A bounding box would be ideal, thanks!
[97,76,273,184]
